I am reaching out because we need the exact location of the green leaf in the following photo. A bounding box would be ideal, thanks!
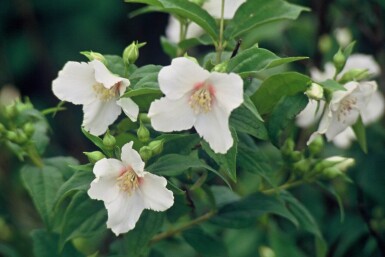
[178,34,214,50]
[319,79,345,92]
[267,94,309,146]
[225,0,309,38]
[60,192,107,248]
[227,47,307,77]
[104,55,126,78]
[44,156,79,180]
[251,72,311,115]
[352,116,367,153]
[81,128,105,152]
[54,171,95,209]
[211,192,298,228]
[20,163,64,228]
[342,41,356,58]
[146,154,231,187]
[31,229,84,257]
[201,129,238,182]
[129,65,162,90]
[119,211,165,257]
[160,36,177,59]
[182,228,228,257]
[125,0,218,41]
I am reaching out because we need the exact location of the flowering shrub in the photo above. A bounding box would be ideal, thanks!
[1,0,384,257]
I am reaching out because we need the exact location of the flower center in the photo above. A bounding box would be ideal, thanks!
[116,168,139,194]
[337,96,357,122]
[93,82,120,102]
[189,84,214,114]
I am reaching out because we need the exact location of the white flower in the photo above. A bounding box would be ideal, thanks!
[148,57,243,154]
[334,27,352,48]
[88,142,174,236]
[166,0,245,42]
[307,81,377,144]
[296,100,325,128]
[310,54,381,82]
[52,60,139,136]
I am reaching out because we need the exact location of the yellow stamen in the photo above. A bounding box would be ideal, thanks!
[116,168,139,194]
[338,96,357,122]
[93,83,119,102]
[189,88,212,114]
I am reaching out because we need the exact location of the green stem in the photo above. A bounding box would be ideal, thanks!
[26,145,44,168]
[261,180,306,195]
[216,0,225,64]
[150,211,216,244]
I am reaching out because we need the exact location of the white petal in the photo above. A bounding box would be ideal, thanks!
[158,57,210,100]
[332,127,356,149]
[91,60,129,89]
[165,16,181,43]
[52,61,97,105]
[361,90,385,124]
[88,158,125,202]
[117,97,139,122]
[139,172,174,211]
[121,142,145,176]
[325,107,360,141]
[204,0,245,19]
[310,63,335,82]
[206,72,244,114]
[296,100,325,128]
[307,106,332,145]
[194,104,233,154]
[148,96,196,132]
[82,99,121,136]
[105,191,145,236]
[341,54,381,78]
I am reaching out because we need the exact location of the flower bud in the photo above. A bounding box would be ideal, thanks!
[123,41,146,65]
[318,34,332,54]
[15,130,28,144]
[148,139,164,156]
[339,69,370,84]
[139,146,152,162]
[281,138,295,157]
[84,151,106,164]
[15,98,33,113]
[322,167,343,179]
[0,123,5,133]
[323,156,355,172]
[137,122,150,143]
[103,131,116,150]
[293,159,311,175]
[290,151,303,162]
[80,51,107,64]
[259,246,275,257]
[212,60,229,73]
[5,131,17,142]
[305,83,324,101]
[308,135,324,156]
[334,28,352,48]
[23,122,35,137]
[4,104,17,119]
[333,49,346,73]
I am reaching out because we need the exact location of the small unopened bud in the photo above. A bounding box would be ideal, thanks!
[103,131,116,150]
[334,28,352,48]
[281,138,295,157]
[137,122,150,143]
[139,146,152,162]
[293,159,311,175]
[212,60,229,73]
[305,83,324,101]
[84,151,106,164]
[333,49,346,73]
[259,246,275,257]
[148,139,164,156]
[80,51,107,64]
[15,98,33,112]
[339,69,370,83]
[0,123,5,133]
[5,131,17,142]
[308,135,324,156]
[290,151,303,162]
[322,167,343,179]
[15,130,28,144]
[123,41,146,65]
[318,34,332,54]
[4,104,17,119]
[23,122,35,137]
[323,156,355,172]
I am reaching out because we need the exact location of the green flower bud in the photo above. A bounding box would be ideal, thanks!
[293,159,311,175]
[139,146,152,162]
[84,151,106,164]
[123,41,146,65]
[5,131,17,142]
[80,51,107,64]
[322,156,355,172]
[15,130,28,144]
[290,151,303,162]
[308,135,324,156]
[318,34,332,54]
[23,122,35,137]
[339,69,370,84]
[148,139,164,156]
[333,48,346,73]
[137,122,150,143]
[259,246,276,257]
[103,131,116,150]
[15,98,33,113]
[0,123,5,133]
[281,138,295,157]
[305,83,324,101]
[4,104,17,119]
[322,167,343,179]
[212,60,229,73]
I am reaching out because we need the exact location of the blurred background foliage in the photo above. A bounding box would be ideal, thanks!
[1,0,385,256]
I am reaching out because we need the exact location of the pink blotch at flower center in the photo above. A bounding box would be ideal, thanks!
[189,82,215,114]
[93,82,121,102]
[116,167,139,194]
[337,96,357,122]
